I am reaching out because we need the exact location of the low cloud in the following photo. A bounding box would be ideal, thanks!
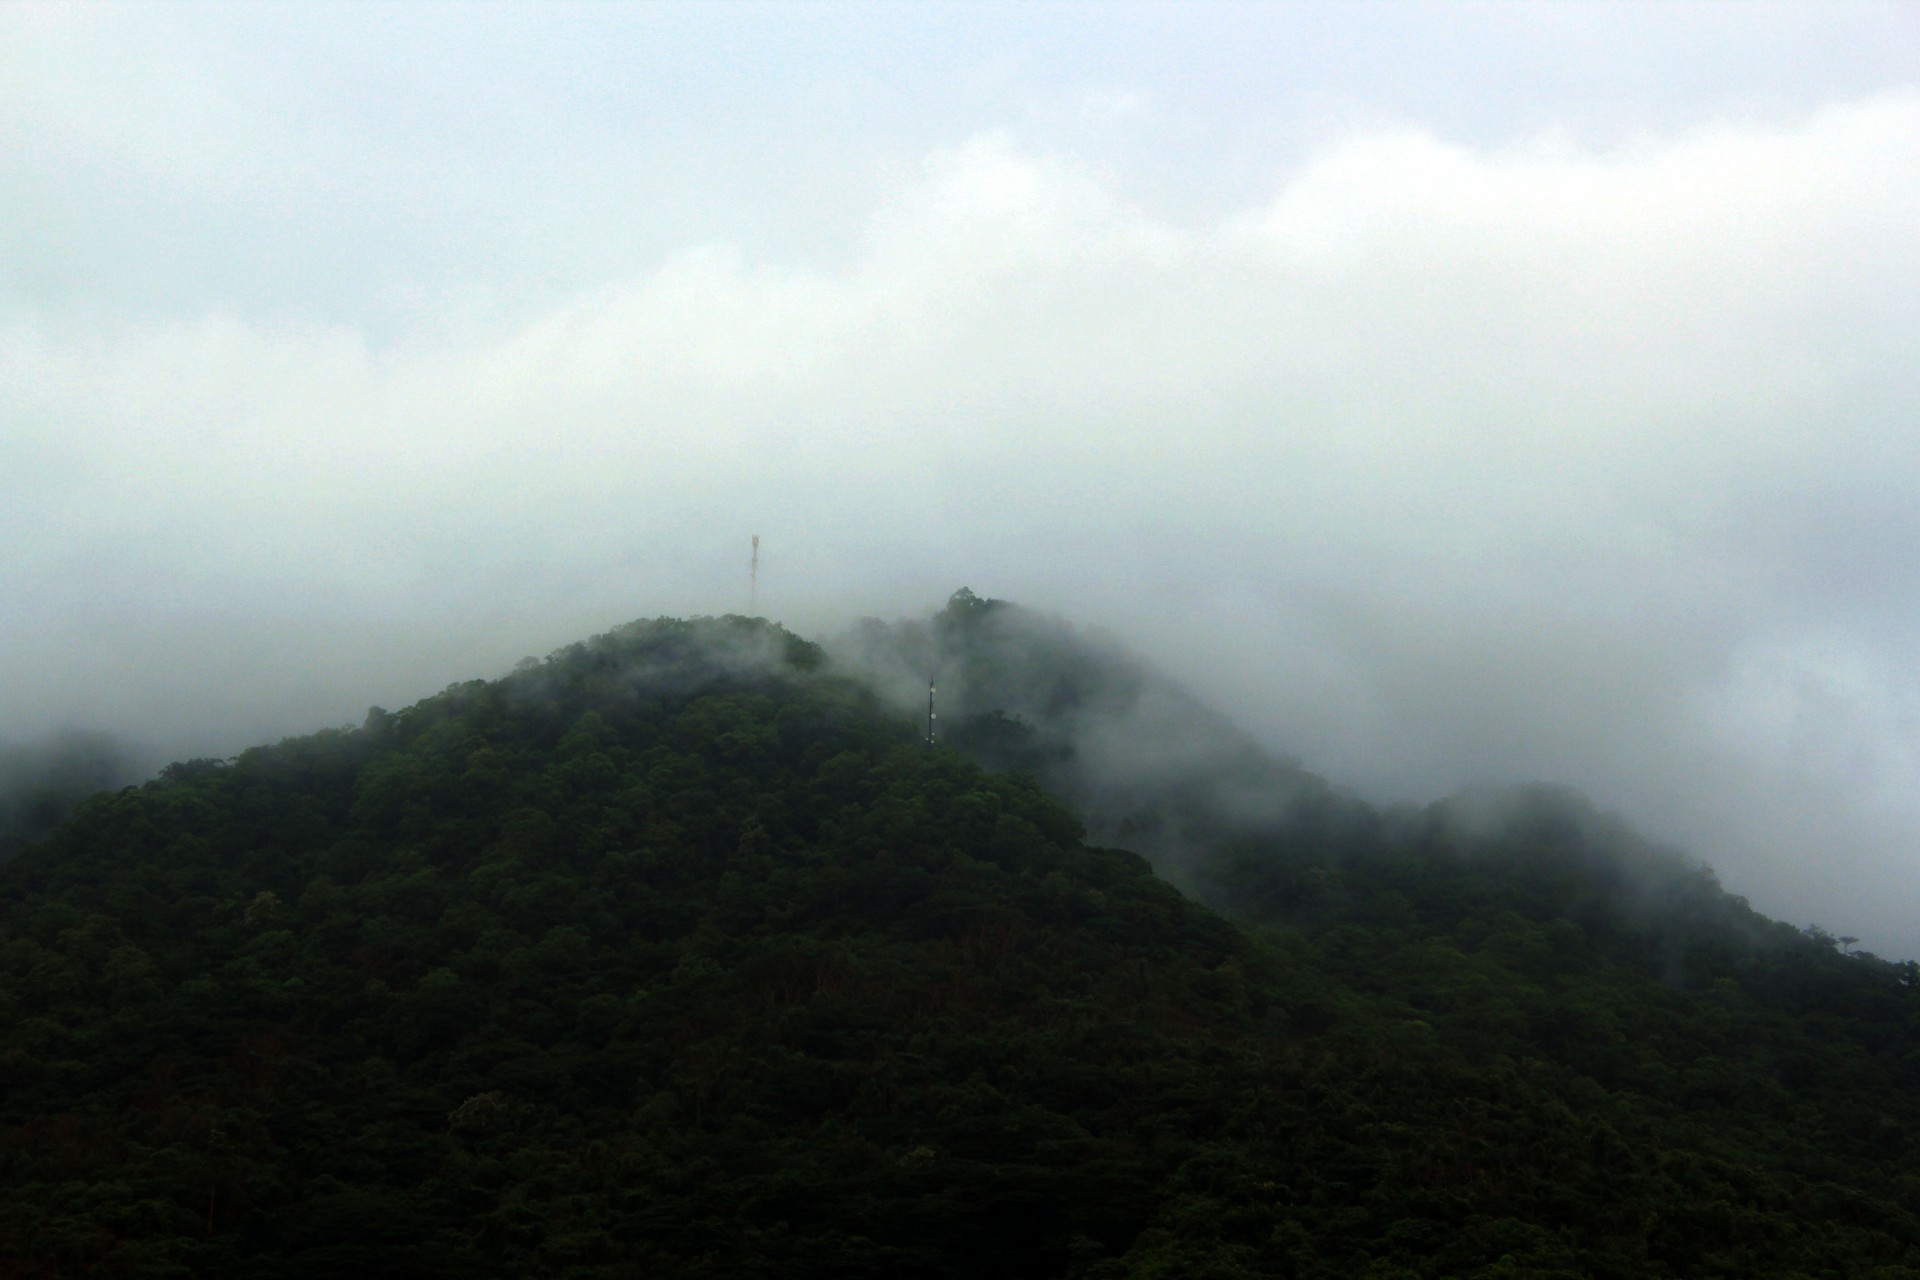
[4,93,1918,947]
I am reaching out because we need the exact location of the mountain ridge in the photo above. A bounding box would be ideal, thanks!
[5,605,1920,1277]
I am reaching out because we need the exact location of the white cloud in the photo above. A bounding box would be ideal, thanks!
[4,90,1920,946]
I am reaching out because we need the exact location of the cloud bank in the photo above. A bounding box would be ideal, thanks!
[4,81,1918,947]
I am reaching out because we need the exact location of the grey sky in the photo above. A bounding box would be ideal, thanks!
[5,1,1920,949]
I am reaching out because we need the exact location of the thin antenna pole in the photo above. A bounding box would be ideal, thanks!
[749,534,760,614]
[927,677,936,747]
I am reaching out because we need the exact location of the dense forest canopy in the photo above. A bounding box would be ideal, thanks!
[5,603,1920,1278]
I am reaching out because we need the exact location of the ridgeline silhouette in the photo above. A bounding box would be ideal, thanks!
[4,602,1919,1277]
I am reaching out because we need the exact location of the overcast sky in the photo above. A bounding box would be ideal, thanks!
[5,1,1920,949]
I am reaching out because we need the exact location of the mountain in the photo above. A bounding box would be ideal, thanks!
[5,605,1920,1278]
[839,591,1783,965]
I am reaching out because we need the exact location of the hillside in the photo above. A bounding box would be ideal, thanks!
[5,608,1920,1278]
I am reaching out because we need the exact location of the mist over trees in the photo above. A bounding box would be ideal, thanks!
[0,729,136,865]
[6,603,1920,1276]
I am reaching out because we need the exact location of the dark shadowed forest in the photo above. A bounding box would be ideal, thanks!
[6,598,1920,1278]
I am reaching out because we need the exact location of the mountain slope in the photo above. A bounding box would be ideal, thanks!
[5,611,1920,1278]
[1,617,1295,1278]
[842,591,1868,969]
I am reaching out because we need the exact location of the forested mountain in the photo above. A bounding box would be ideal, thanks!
[6,604,1920,1278]
[848,593,1901,991]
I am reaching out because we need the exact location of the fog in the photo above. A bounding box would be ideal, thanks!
[5,3,1920,949]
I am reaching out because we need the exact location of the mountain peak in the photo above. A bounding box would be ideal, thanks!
[4,601,1918,1276]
